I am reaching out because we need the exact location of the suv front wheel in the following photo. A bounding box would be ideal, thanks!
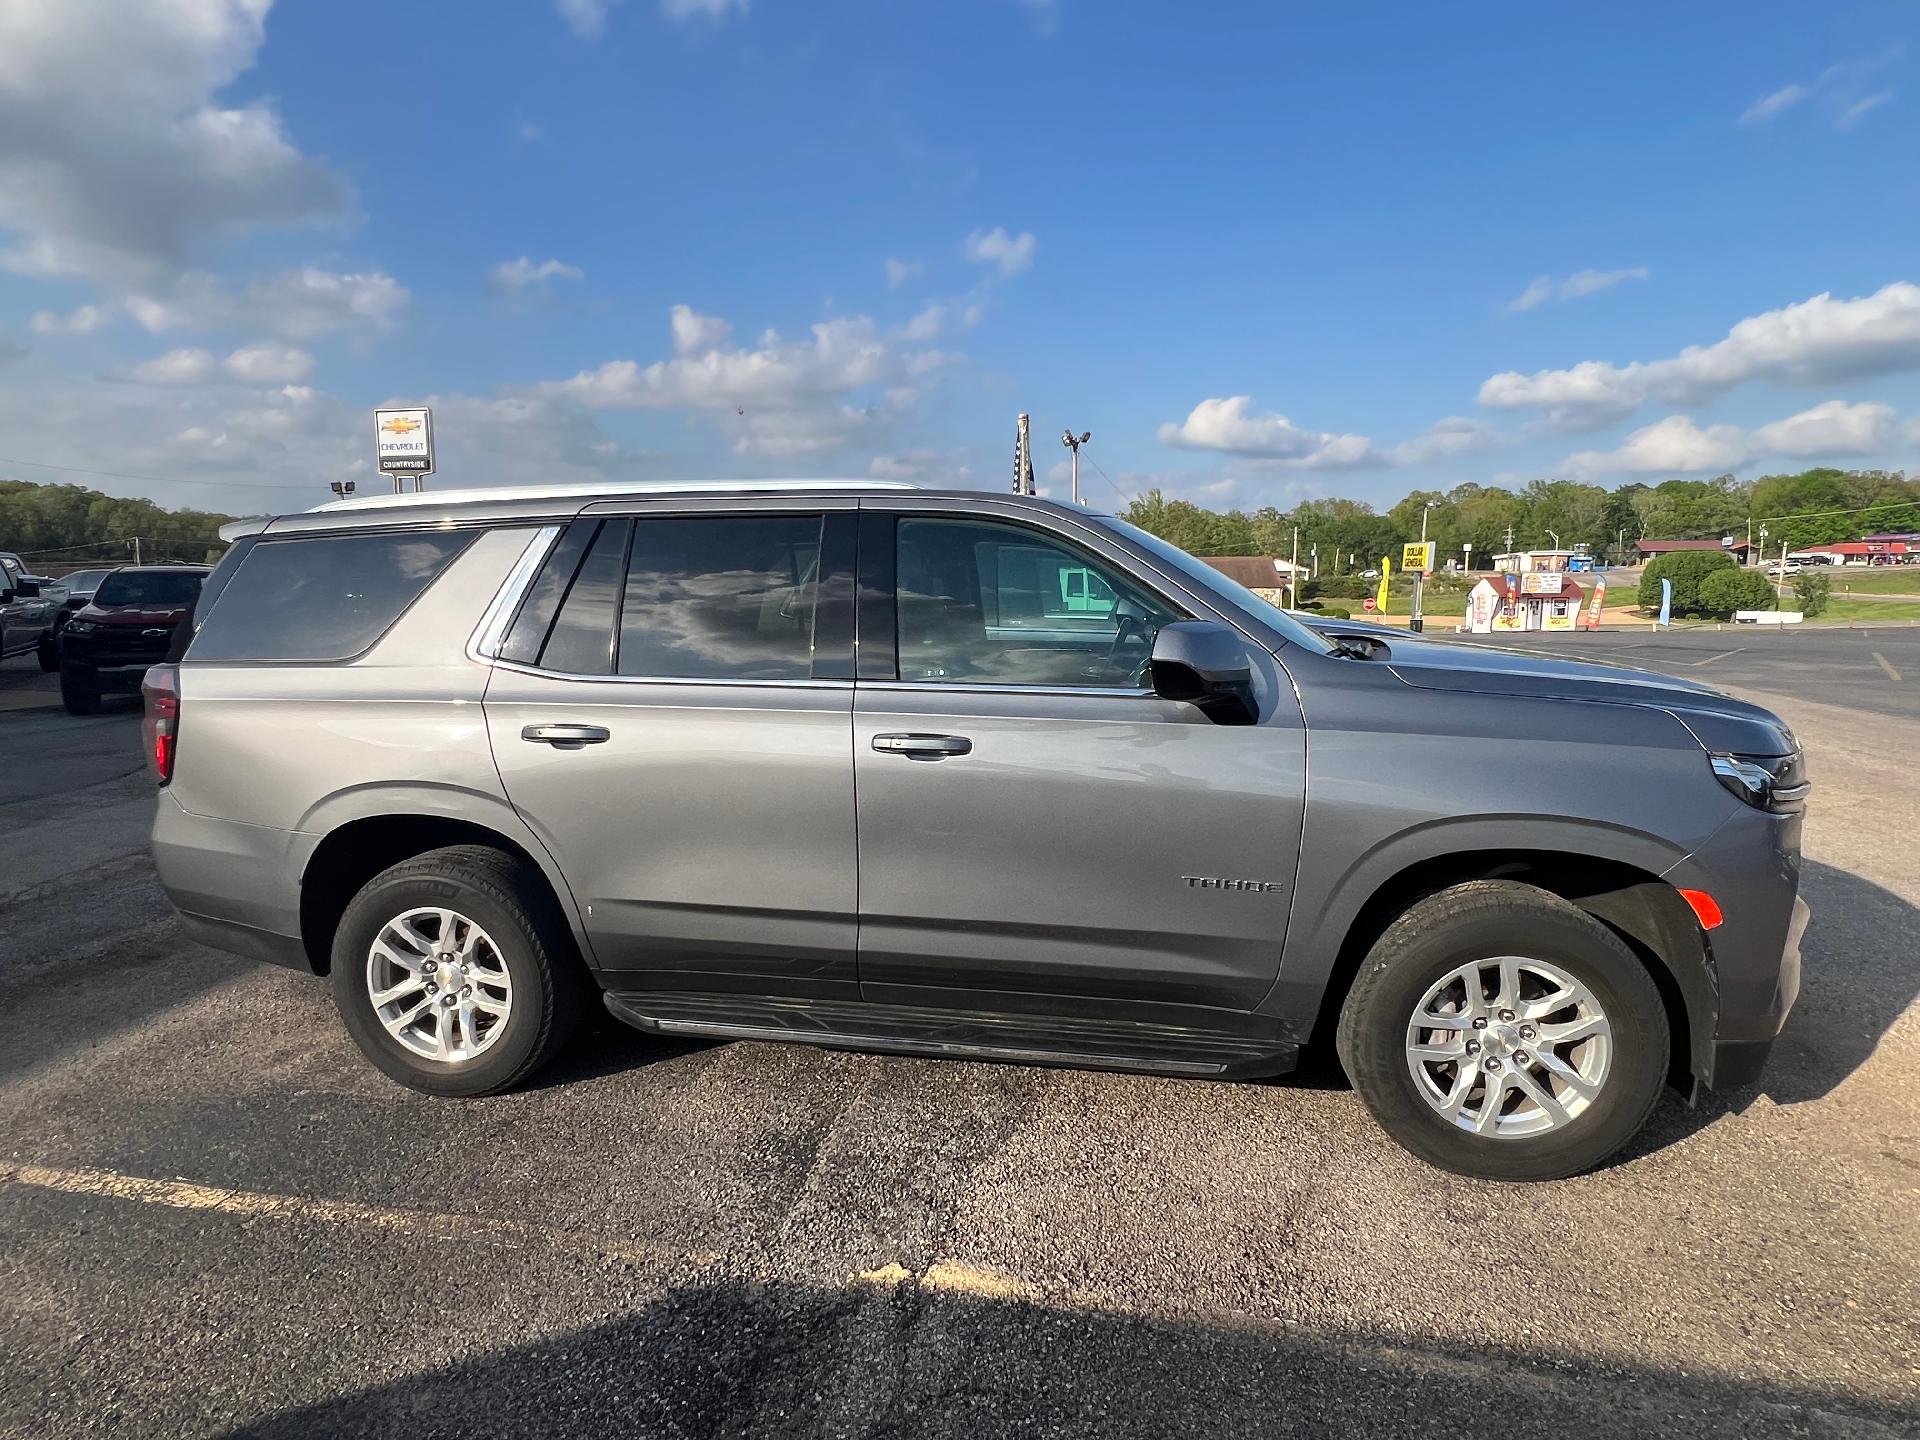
[1337,880,1670,1182]
[330,845,585,1096]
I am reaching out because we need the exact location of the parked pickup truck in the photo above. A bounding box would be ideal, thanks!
[0,551,68,671]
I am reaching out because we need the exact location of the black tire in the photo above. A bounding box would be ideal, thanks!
[330,845,588,1097]
[37,635,59,672]
[1336,879,1669,1182]
[60,667,101,715]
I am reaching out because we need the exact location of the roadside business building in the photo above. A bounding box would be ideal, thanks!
[1465,571,1588,633]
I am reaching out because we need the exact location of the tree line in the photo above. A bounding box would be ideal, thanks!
[1120,469,1920,569]
[0,481,235,569]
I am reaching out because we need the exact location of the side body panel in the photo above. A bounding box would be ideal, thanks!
[483,672,858,996]
[1262,647,1746,1026]
[158,528,568,953]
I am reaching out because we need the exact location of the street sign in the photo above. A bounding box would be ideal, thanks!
[1363,597,1377,612]
[375,408,434,484]
[1401,541,1436,574]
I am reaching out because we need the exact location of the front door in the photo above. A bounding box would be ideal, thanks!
[486,506,861,998]
[852,509,1308,1021]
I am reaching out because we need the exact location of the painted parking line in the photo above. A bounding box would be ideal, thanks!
[1689,647,1749,667]
[0,1161,711,1270]
[1872,651,1903,682]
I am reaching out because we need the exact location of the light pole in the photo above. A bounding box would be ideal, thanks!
[1061,429,1091,506]
[1544,528,1560,552]
[1412,500,1437,634]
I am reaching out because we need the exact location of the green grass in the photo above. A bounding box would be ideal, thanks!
[1811,596,1920,622]
[1820,570,1920,597]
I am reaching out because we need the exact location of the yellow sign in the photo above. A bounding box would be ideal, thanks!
[1376,556,1392,615]
[1401,541,1436,574]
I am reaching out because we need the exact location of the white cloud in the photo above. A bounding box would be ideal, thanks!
[489,256,584,297]
[1739,84,1808,125]
[222,341,313,384]
[125,341,314,386]
[124,267,409,340]
[0,0,349,285]
[661,0,748,18]
[1561,400,1905,477]
[964,227,1037,277]
[1506,267,1647,313]
[669,304,733,356]
[901,304,945,341]
[1750,398,1901,456]
[1737,51,1901,130]
[1157,396,1380,468]
[30,304,112,336]
[869,448,971,483]
[541,308,944,412]
[730,406,873,459]
[555,0,621,39]
[1479,281,1920,430]
[884,257,923,289]
[1387,416,1503,465]
[1838,91,1894,129]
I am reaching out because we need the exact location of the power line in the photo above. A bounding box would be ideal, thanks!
[0,455,315,492]
[1083,454,1136,510]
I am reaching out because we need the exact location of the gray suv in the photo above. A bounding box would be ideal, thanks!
[147,481,1808,1181]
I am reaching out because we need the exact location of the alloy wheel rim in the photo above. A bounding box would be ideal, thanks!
[1404,955,1612,1139]
[365,907,513,1063]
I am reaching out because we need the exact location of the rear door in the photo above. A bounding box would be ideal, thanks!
[851,502,1308,1021]
[484,500,862,999]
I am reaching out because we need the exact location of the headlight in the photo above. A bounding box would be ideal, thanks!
[63,620,95,635]
[1711,753,1810,813]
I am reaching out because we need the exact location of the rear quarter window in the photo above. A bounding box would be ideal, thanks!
[186,529,478,662]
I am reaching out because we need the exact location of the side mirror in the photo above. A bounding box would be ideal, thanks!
[1149,620,1258,725]
[14,578,40,599]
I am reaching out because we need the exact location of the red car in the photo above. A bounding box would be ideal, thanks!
[58,565,210,714]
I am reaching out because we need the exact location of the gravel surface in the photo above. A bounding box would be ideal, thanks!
[1,641,1915,1439]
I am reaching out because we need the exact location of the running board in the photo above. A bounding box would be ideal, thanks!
[602,991,1297,1080]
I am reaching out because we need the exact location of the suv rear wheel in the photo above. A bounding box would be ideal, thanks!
[1336,880,1669,1182]
[330,845,585,1096]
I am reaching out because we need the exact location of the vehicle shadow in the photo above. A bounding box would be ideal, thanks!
[1616,856,1916,1162]
[520,1008,717,1090]
[207,1274,1917,1440]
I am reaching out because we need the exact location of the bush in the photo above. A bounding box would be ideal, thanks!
[1639,550,1737,615]
[1792,571,1831,618]
[1697,568,1777,619]
[1314,604,1352,619]
[1302,575,1371,600]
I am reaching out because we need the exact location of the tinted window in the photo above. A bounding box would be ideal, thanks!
[499,524,595,666]
[94,571,206,606]
[188,530,476,661]
[616,515,822,680]
[540,519,629,675]
[895,518,1178,687]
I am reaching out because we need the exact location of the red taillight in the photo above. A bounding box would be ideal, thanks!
[141,665,179,785]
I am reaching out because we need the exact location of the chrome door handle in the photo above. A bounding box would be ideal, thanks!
[872,733,972,756]
[521,723,610,746]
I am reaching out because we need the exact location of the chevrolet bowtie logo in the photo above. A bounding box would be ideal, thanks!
[380,415,422,435]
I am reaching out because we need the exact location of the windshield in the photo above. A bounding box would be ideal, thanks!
[94,571,206,607]
[1092,516,1338,655]
[61,570,111,590]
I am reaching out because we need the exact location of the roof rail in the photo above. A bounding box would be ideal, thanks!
[311,477,918,513]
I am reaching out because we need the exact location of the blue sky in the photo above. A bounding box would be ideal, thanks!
[1,1,1917,515]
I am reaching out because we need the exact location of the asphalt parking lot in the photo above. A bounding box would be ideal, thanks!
[1,634,1915,1439]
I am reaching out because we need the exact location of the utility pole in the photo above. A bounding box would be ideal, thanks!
[1290,527,1300,608]
[1061,429,1091,506]
[128,537,142,566]
[1505,521,1515,555]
